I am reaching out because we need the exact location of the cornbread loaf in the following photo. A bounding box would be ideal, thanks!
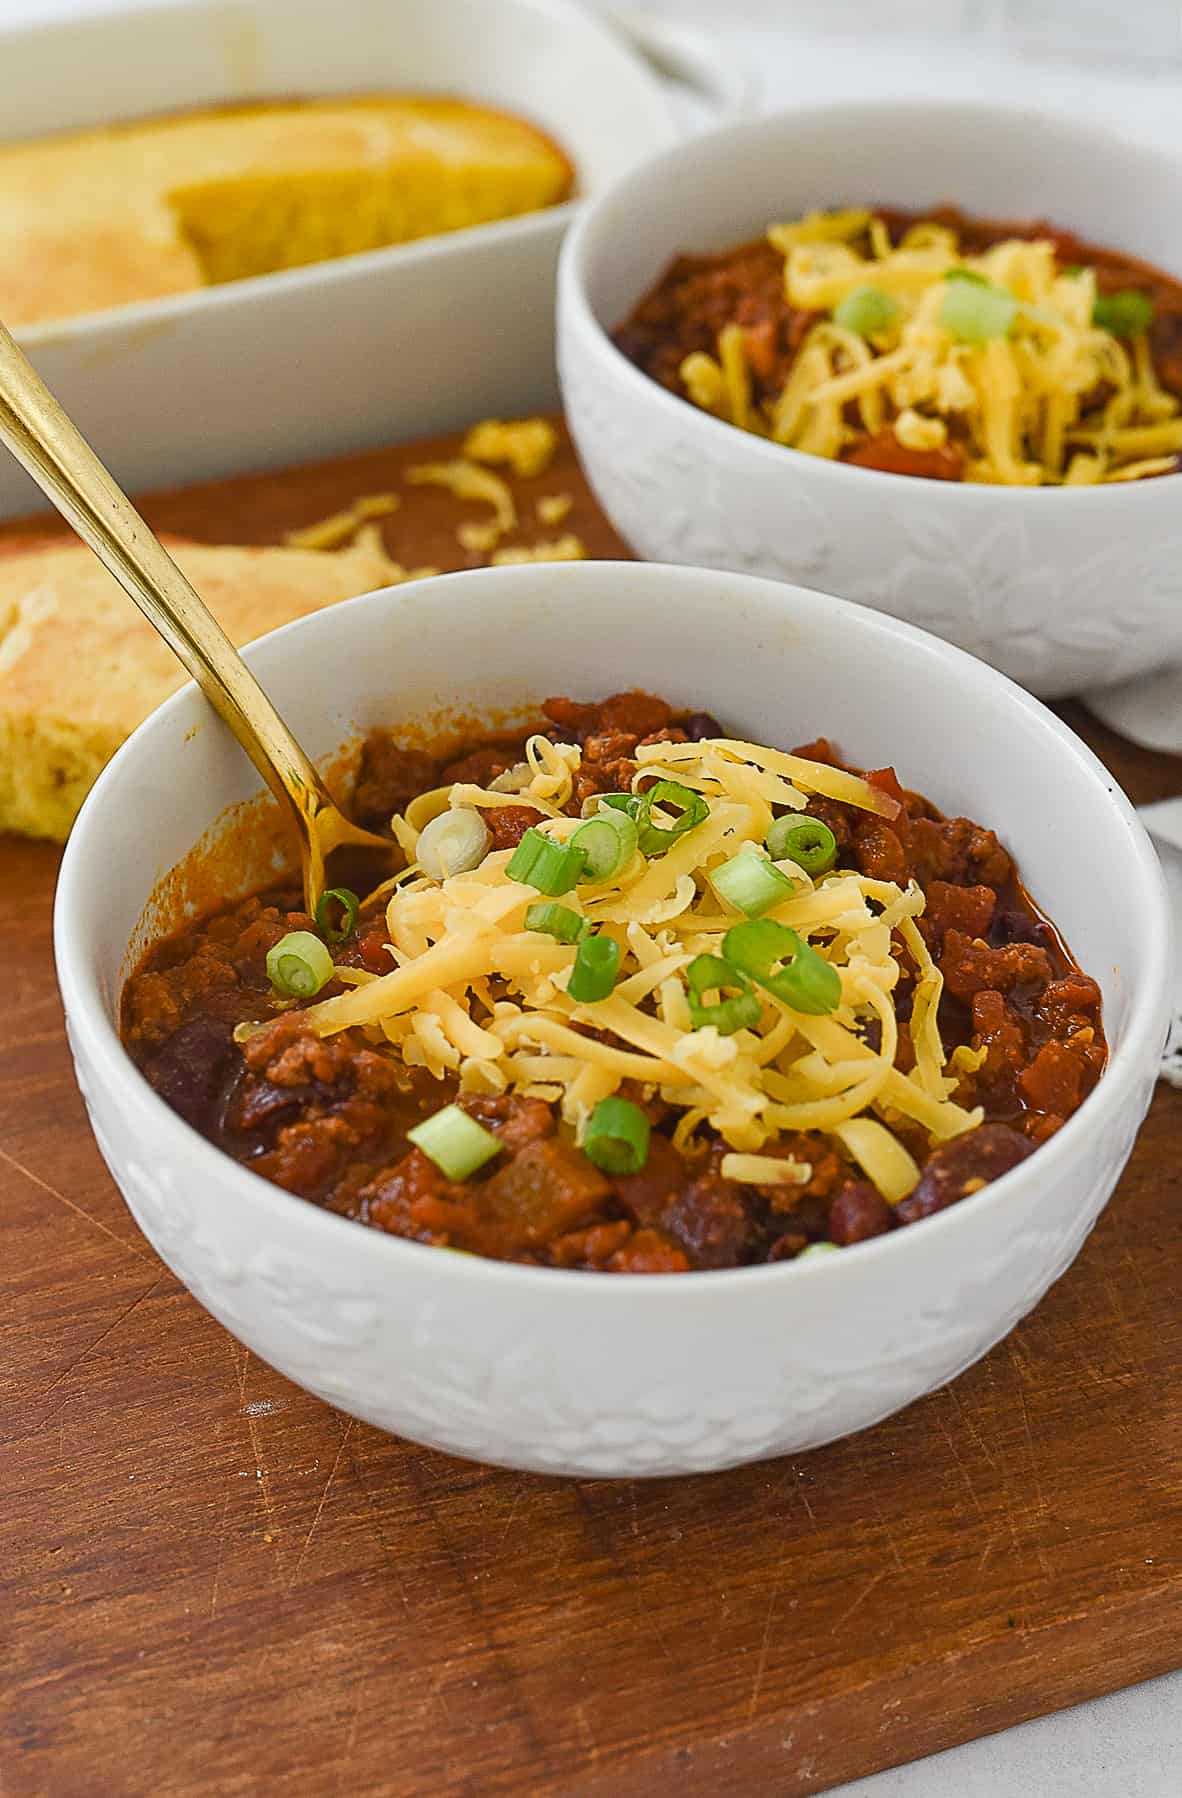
[0,532,406,840]
[0,97,573,328]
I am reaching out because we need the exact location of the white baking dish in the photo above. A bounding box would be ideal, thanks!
[0,0,743,519]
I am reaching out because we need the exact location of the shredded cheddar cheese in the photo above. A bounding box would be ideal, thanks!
[302,731,983,1199]
[680,208,1179,485]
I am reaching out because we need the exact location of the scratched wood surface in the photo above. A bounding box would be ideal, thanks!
[3,425,1182,1798]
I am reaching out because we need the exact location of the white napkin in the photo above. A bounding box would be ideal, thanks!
[1085,669,1182,757]
[1140,802,1182,1087]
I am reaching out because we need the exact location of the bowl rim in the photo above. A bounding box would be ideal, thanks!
[559,95,1182,509]
[54,560,1174,1300]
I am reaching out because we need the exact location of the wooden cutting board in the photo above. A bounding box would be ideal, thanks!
[3,424,1181,1798]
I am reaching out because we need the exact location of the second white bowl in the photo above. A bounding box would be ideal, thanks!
[558,101,1182,699]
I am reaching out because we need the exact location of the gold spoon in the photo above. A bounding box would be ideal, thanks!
[0,318,395,913]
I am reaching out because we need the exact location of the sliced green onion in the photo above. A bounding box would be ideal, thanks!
[506,826,587,896]
[1093,289,1153,338]
[723,918,842,1016]
[408,1103,502,1181]
[634,780,709,856]
[797,1241,841,1260]
[686,953,763,1035]
[524,902,588,943]
[265,930,335,999]
[570,809,638,882]
[766,815,838,876]
[314,886,360,943]
[566,932,620,1003]
[710,850,795,918]
[417,807,492,879]
[941,272,1018,343]
[598,792,642,816]
[833,284,900,338]
[582,1096,650,1175]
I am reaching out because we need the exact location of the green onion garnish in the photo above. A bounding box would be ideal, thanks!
[940,271,1018,343]
[723,918,842,1016]
[833,284,900,338]
[1093,289,1153,338]
[710,850,795,918]
[506,826,587,896]
[566,932,621,1003]
[314,886,360,944]
[598,792,642,816]
[265,930,335,999]
[765,816,838,876]
[634,780,709,856]
[582,1096,650,1175]
[569,809,638,883]
[797,1241,841,1260]
[408,1103,503,1181]
[685,954,763,1036]
[524,902,589,944]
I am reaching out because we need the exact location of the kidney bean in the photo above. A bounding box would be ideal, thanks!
[989,908,1052,950]
[682,711,724,741]
[895,1124,1034,1224]
[142,1015,235,1129]
[828,1181,894,1245]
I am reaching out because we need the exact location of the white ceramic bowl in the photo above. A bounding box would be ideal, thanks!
[558,101,1182,700]
[56,562,1171,1477]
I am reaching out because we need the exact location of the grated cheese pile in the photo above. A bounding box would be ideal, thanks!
[682,208,1181,485]
[301,730,986,1204]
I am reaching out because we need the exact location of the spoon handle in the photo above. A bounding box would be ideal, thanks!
[0,318,331,845]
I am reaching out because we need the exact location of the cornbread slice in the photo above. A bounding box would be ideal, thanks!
[0,96,573,327]
[0,532,407,840]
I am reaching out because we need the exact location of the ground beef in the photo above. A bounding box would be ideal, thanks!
[910,818,1013,889]
[485,805,545,850]
[844,432,965,482]
[353,739,439,830]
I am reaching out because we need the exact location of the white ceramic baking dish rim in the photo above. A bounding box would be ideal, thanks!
[3,0,749,350]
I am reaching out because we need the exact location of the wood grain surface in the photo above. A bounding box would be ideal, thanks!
[3,426,1181,1798]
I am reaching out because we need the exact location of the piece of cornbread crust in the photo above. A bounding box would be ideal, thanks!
[0,531,407,841]
[0,95,573,327]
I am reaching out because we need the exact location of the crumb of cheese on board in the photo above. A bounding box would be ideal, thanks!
[407,459,517,535]
[284,492,399,550]
[491,534,586,565]
[462,416,557,479]
[457,519,505,554]
[536,492,573,525]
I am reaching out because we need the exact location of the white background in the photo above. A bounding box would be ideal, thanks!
[3,0,1180,1790]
